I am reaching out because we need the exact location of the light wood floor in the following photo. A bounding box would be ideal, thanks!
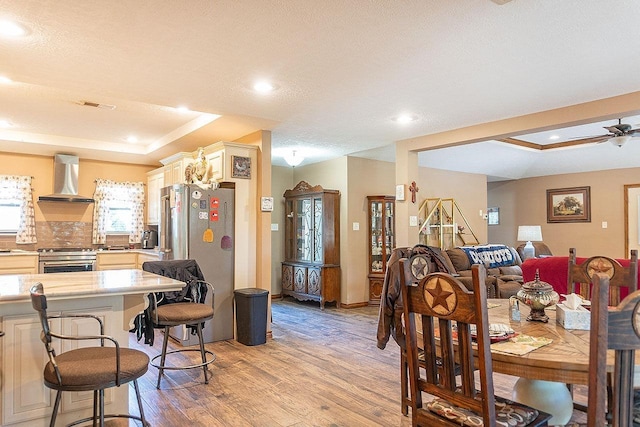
[126,298,587,426]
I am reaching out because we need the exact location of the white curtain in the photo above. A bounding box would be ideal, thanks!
[92,179,145,245]
[0,175,37,244]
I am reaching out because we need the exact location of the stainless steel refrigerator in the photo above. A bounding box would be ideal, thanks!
[159,183,235,345]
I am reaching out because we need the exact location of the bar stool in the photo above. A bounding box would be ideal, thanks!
[30,282,149,427]
[142,259,216,389]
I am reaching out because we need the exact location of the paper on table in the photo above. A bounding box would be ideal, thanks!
[490,334,553,356]
[487,302,501,309]
[561,293,586,310]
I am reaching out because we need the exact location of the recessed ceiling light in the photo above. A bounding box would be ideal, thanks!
[0,75,12,84]
[0,120,13,128]
[549,135,560,140]
[394,114,418,124]
[0,20,29,37]
[126,136,138,143]
[175,106,190,113]
[253,81,276,93]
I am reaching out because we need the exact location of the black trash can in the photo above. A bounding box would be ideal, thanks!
[234,288,269,346]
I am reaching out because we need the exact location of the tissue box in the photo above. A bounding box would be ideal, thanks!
[556,303,590,330]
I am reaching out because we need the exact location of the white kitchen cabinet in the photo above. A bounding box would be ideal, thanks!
[96,252,137,270]
[1,308,114,426]
[136,251,161,269]
[206,150,224,181]
[146,170,164,225]
[159,152,192,186]
[0,254,38,275]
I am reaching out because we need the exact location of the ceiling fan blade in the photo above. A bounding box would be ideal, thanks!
[628,128,640,136]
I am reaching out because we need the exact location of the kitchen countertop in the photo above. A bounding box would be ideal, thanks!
[0,250,38,256]
[0,269,184,303]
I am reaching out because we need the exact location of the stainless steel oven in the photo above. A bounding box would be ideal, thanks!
[38,248,97,274]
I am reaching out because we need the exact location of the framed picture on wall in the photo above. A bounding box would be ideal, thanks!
[231,156,251,179]
[487,207,499,225]
[546,186,591,223]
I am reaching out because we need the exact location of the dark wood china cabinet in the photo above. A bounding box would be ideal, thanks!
[367,195,395,305]
[281,181,340,309]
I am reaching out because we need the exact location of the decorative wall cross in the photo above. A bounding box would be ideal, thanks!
[409,181,419,203]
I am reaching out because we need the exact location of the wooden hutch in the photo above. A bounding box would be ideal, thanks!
[281,181,341,309]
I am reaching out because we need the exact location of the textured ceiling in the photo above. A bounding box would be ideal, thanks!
[1,1,640,177]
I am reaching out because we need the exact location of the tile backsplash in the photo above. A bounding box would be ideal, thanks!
[0,221,134,250]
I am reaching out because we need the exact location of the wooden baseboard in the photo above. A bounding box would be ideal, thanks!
[339,301,369,309]
[274,295,369,309]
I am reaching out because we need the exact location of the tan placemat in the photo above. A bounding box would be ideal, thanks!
[490,334,553,356]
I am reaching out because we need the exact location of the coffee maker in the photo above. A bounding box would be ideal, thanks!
[142,230,158,249]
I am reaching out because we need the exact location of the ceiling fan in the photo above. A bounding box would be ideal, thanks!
[586,118,640,148]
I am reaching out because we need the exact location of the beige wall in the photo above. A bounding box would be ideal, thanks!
[346,157,396,304]
[0,152,155,224]
[488,167,640,259]
[270,165,294,295]
[418,167,489,245]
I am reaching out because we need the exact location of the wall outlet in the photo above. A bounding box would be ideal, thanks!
[409,216,418,227]
[602,221,607,229]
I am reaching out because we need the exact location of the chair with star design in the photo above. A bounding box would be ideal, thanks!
[567,248,638,307]
[566,248,638,416]
[401,261,551,426]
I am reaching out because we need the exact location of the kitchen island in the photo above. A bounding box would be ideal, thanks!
[0,269,184,427]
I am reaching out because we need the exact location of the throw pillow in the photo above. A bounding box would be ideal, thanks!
[447,248,472,272]
[472,245,516,269]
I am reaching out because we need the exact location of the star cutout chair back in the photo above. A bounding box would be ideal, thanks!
[401,262,551,426]
[567,248,638,307]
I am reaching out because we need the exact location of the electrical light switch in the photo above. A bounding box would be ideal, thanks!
[271,223,279,231]
[353,222,360,231]
[409,216,418,227]
[602,221,607,229]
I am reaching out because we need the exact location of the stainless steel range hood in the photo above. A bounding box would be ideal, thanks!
[38,154,95,203]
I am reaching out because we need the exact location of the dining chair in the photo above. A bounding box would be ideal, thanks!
[567,248,638,415]
[30,282,150,427]
[142,259,216,389]
[567,248,638,306]
[588,271,640,427]
[401,261,552,426]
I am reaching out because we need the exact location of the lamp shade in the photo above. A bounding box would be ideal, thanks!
[517,225,543,242]
[610,135,631,148]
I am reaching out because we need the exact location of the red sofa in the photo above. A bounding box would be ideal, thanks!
[521,256,639,300]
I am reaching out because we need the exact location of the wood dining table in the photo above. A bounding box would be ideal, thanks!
[482,298,640,424]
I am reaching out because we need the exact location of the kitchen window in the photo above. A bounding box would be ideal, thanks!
[0,201,21,232]
[92,179,145,244]
[106,204,133,233]
[0,175,37,243]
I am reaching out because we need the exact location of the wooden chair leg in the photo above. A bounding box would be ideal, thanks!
[400,350,409,416]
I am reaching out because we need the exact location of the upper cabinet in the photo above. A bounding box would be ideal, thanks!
[281,181,341,309]
[367,195,395,305]
[146,169,164,225]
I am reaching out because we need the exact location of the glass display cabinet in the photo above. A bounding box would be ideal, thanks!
[367,195,395,305]
[282,181,341,309]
